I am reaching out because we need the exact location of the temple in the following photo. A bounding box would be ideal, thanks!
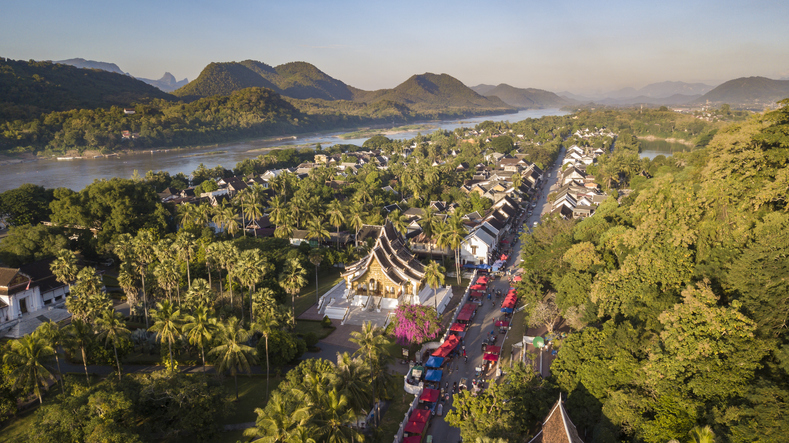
[341,221,426,306]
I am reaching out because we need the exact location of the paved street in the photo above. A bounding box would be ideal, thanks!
[426,147,566,442]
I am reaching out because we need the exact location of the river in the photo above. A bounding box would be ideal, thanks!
[639,139,690,160]
[1,109,567,193]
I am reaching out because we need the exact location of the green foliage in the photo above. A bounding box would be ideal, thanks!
[0,184,54,226]
[260,328,303,367]
[0,224,70,266]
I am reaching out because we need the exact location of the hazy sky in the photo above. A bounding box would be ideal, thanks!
[2,0,788,94]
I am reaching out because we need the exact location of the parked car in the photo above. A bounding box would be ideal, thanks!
[533,221,539,227]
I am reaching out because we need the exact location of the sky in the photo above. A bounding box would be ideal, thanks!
[2,0,788,95]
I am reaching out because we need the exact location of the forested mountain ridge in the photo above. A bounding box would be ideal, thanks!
[55,57,127,75]
[0,58,175,121]
[696,76,789,107]
[471,83,573,109]
[512,100,789,442]
[173,60,360,101]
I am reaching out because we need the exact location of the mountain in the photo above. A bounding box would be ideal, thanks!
[138,72,189,92]
[471,83,573,109]
[638,81,714,98]
[0,58,175,121]
[359,74,513,111]
[696,76,789,106]
[55,58,127,75]
[596,94,701,106]
[173,60,359,101]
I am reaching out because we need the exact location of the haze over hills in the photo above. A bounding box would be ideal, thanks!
[138,72,189,93]
[470,83,573,109]
[0,58,174,121]
[695,76,789,107]
[559,81,716,106]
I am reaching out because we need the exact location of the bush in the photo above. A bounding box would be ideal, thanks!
[321,316,333,328]
[260,329,299,367]
[304,332,319,348]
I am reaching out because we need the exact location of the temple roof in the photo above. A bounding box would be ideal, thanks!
[528,396,584,443]
[341,221,425,289]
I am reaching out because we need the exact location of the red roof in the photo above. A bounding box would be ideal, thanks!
[450,323,466,332]
[485,345,502,354]
[470,291,484,297]
[410,408,431,423]
[404,420,427,434]
[484,353,499,361]
[403,437,422,443]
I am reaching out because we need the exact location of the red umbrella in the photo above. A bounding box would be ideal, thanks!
[483,353,499,362]
[404,437,422,443]
[495,320,510,327]
[513,275,522,282]
[485,345,502,354]
[450,323,466,332]
[470,291,484,298]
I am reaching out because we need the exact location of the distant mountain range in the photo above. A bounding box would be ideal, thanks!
[174,60,513,113]
[56,58,188,93]
[471,84,572,109]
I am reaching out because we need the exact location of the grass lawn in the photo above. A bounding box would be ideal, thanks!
[219,375,284,425]
[0,406,38,442]
[293,320,335,340]
[375,391,413,443]
[293,267,342,317]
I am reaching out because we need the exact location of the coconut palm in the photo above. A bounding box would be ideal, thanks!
[213,241,239,309]
[96,310,131,381]
[182,305,217,374]
[234,249,267,323]
[50,249,78,288]
[253,306,279,398]
[309,249,324,305]
[118,263,140,317]
[268,195,287,233]
[244,184,267,237]
[333,352,372,415]
[387,209,408,235]
[326,199,345,250]
[172,231,196,289]
[176,203,198,230]
[279,257,308,325]
[689,426,715,443]
[149,300,183,372]
[36,321,65,395]
[347,202,365,248]
[274,218,295,240]
[133,231,157,328]
[439,214,468,285]
[244,390,311,442]
[154,258,180,304]
[423,260,446,313]
[3,330,55,404]
[209,317,257,400]
[349,321,392,426]
[312,389,363,443]
[306,216,330,247]
[63,319,94,386]
[184,278,213,312]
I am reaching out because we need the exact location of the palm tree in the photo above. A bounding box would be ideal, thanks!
[176,203,198,230]
[312,389,363,443]
[268,195,287,233]
[3,330,55,404]
[209,317,257,400]
[184,278,213,313]
[244,390,311,442]
[423,260,446,313]
[347,202,365,248]
[218,204,241,238]
[349,321,391,426]
[133,231,157,328]
[327,199,345,250]
[253,306,279,398]
[333,352,372,415]
[50,249,79,288]
[96,310,130,381]
[36,321,65,395]
[149,300,183,372]
[63,319,94,386]
[274,218,295,240]
[309,249,324,305]
[387,209,408,235]
[182,305,217,374]
[154,258,180,304]
[280,258,308,325]
[214,242,239,310]
[440,214,468,285]
[234,249,267,323]
[172,231,196,290]
[118,263,140,318]
[689,426,715,443]
[306,216,330,247]
[244,184,267,237]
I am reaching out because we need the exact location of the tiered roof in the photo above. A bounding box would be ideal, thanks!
[342,221,425,290]
[528,396,585,443]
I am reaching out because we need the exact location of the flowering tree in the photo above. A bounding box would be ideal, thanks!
[391,304,443,346]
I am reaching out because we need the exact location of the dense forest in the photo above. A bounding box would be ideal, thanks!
[504,99,789,442]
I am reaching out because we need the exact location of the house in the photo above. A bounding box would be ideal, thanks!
[217,176,248,196]
[527,396,585,443]
[460,226,496,265]
[123,108,135,115]
[1,258,72,337]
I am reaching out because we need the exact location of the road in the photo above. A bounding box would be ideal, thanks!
[427,147,566,442]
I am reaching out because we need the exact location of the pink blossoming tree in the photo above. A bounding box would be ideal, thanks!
[391,304,443,346]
